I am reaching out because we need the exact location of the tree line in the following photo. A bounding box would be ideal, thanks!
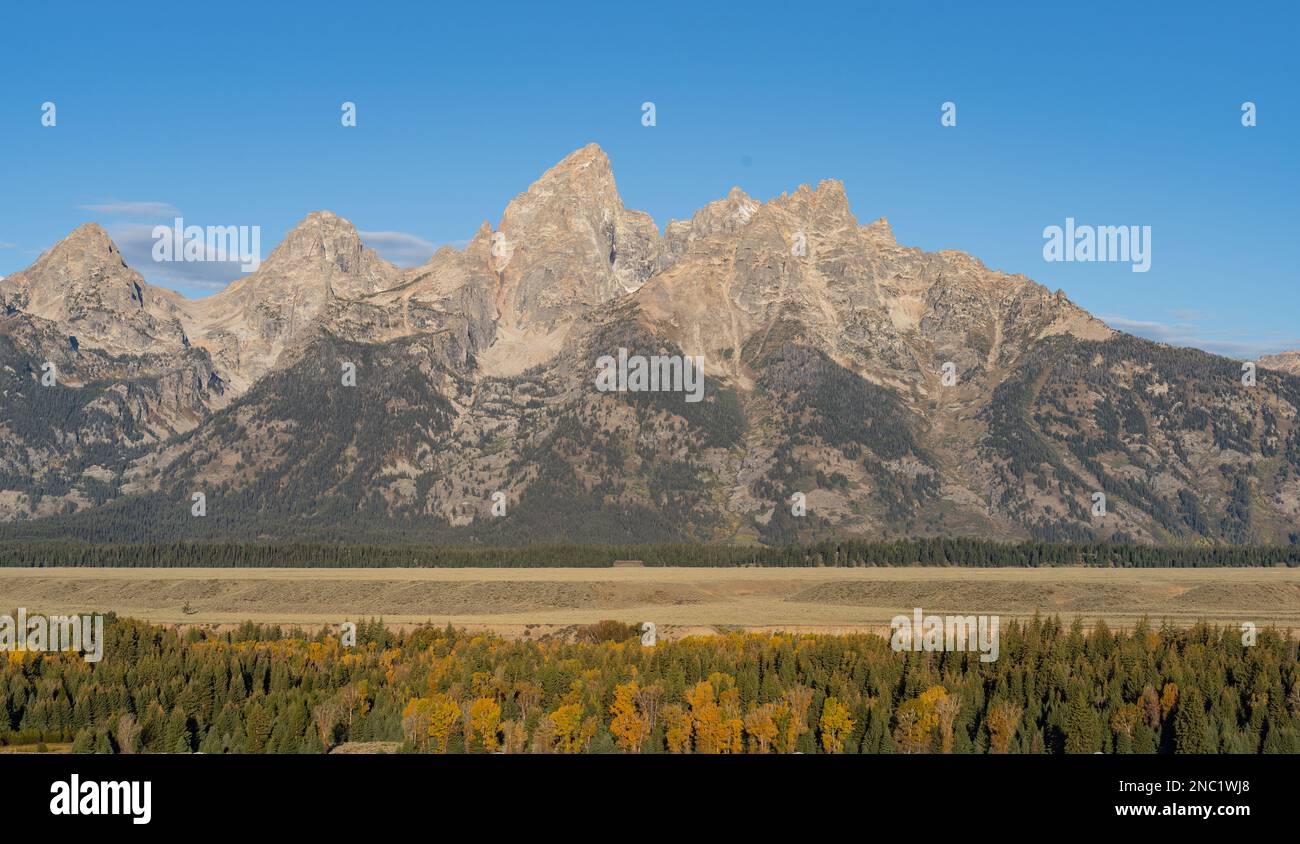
[1,537,1297,568]
[2,616,1296,754]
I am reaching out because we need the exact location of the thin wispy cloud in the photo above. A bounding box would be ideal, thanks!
[98,220,467,295]
[358,230,440,267]
[1104,315,1300,359]
[77,200,180,216]
[107,222,239,292]
[78,203,245,294]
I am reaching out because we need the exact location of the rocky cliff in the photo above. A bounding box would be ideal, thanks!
[3,146,1297,546]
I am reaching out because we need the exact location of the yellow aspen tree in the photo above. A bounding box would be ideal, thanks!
[725,714,744,753]
[935,694,961,754]
[578,716,599,752]
[427,693,461,753]
[401,697,433,747]
[986,699,1022,754]
[1160,683,1179,722]
[892,706,924,754]
[500,720,527,754]
[686,681,730,754]
[468,697,502,752]
[1138,686,1161,729]
[312,696,342,748]
[531,714,558,753]
[609,681,649,753]
[744,704,778,753]
[338,682,370,734]
[514,681,543,724]
[819,697,855,754]
[779,686,814,752]
[1110,703,1140,743]
[893,685,947,753]
[634,683,663,735]
[663,704,692,753]
[716,683,744,751]
[550,704,585,753]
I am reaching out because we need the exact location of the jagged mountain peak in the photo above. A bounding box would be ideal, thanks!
[259,210,390,279]
[539,142,611,179]
[0,221,190,355]
[768,178,856,228]
[3,145,1296,548]
[21,222,127,281]
[862,216,895,245]
[487,145,659,338]
[187,210,401,392]
[214,209,399,305]
[60,221,117,250]
[690,187,761,234]
[500,144,624,229]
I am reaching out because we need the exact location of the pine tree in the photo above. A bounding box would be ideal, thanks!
[71,728,94,754]
[1173,687,1214,753]
[1063,695,1101,754]
[164,707,192,754]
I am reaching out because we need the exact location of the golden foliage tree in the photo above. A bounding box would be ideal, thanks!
[935,693,962,754]
[549,704,590,754]
[819,697,855,754]
[427,693,462,753]
[774,685,814,753]
[635,683,663,737]
[531,713,558,754]
[893,685,948,753]
[401,697,433,747]
[1138,685,1161,729]
[663,704,692,754]
[1111,702,1140,744]
[115,714,141,755]
[514,681,543,724]
[684,680,742,753]
[743,704,778,753]
[986,699,1022,754]
[609,681,650,753]
[1160,683,1179,722]
[468,697,502,752]
[501,720,527,754]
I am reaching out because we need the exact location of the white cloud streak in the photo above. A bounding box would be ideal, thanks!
[77,200,180,216]
[107,223,239,291]
[358,230,439,267]
[1104,315,1300,359]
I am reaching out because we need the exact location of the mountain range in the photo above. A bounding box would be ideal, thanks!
[3,144,1299,547]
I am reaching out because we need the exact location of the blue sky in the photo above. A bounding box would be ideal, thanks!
[1,1,1296,357]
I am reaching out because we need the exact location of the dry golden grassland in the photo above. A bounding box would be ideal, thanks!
[0,565,1296,638]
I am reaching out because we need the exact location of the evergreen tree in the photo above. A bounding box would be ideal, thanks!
[1173,688,1214,754]
[1063,695,1101,753]
[164,707,192,754]
[71,728,94,753]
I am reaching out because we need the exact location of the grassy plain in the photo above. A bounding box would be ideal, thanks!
[1,565,1296,638]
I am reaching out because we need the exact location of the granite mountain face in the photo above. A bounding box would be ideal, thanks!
[3,144,1299,545]
[1259,351,1300,377]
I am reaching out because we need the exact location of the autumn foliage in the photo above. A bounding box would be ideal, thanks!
[2,615,1297,754]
